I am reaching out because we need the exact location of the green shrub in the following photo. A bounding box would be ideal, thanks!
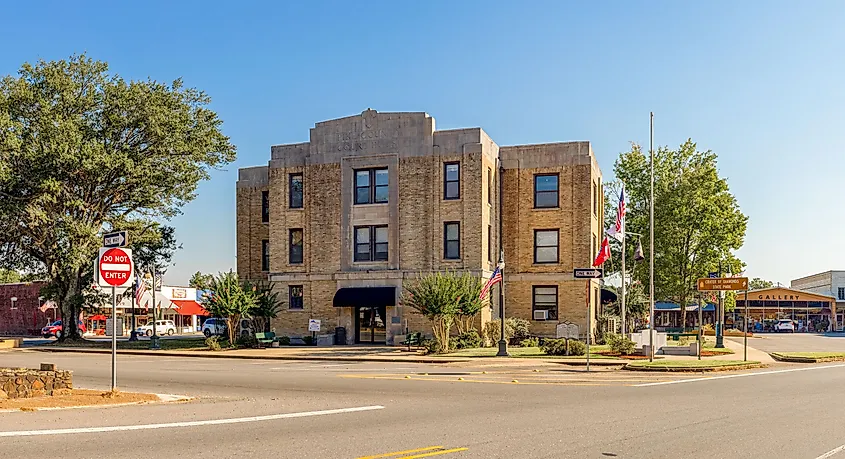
[484,320,512,347]
[205,336,221,351]
[450,330,482,350]
[302,336,314,345]
[506,317,531,342]
[541,338,586,356]
[277,336,291,345]
[421,338,441,354]
[520,337,540,348]
[606,333,636,355]
[236,333,258,348]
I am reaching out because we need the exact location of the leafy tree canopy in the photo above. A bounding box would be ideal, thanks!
[0,55,236,339]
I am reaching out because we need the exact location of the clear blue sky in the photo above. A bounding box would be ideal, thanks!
[3,1,844,287]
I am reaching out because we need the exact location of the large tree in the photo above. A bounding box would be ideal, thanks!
[188,271,215,291]
[614,140,747,327]
[0,269,21,284]
[749,277,774,290]
[0,55,236,340]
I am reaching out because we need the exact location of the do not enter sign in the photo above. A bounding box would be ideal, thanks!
[98,247,134,288]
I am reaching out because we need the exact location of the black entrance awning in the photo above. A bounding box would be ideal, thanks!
[332,287,396,308]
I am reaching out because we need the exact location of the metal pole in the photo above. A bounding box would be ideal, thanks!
[698,292,703,360]
[744,289,748,361]
[648,112,655,362]
[586,280,591,372]
[716,259,724,348]
[111,285,117,391]
[621,202,627,337]
[496,164,509,357]
[151,267,157,338]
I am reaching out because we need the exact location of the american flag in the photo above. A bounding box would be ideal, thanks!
[479,265,503,300]
[134,272,147,306]
[608,187,626,242]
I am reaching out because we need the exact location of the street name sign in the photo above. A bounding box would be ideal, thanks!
[573,268,603,279]
[98,247,134,288]
[697,277,748,291]
[103,231,128,248]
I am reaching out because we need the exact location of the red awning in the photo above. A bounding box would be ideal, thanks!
[170,300,208,316]
[89,314,107,321]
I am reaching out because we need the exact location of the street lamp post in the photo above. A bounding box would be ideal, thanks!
[496,164,509,357]
[648,112,655,362]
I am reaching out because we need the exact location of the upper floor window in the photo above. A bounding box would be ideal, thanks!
[444,162,460,200]
[289,173,303,208]
[839,287,845,301]
[289,285,303,310]
[487,167,493,205]
[355,168,388,205]
[261,239,270,271]
[534,229,559,264]
[534,174,559,208]
[444,222,460,260]
[354,225,388,262]
[261,191,270,223]
[592,181,598,215]
[289,229,303,264]
[487,224,494,263]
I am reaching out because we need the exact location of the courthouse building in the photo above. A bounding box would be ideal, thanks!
[237,110,603,344]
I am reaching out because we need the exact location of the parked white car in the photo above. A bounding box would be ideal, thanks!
[775,319,795,333]
[136,320,177,336]
[202,318,228,337]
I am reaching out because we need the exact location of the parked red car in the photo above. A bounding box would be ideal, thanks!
[41,320,86,339]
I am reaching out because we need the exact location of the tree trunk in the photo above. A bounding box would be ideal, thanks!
[227,315,240,344]
[58,271,83,342]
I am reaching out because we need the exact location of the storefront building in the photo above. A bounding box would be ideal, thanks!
[0,282,55,336]
[790,271,845,331]
[733,287,837,332]
[237,109,603,344]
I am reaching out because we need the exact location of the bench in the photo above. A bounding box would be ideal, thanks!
[401,332,422,351]
[255,332,277,347]
[667,332,700,341]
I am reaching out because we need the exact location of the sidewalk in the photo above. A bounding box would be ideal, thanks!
[24,345,632,366]
[658,338,775,363]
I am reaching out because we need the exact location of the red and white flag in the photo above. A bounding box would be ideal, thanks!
[606,187,626,242]
[479,265,503,300]
[592,237,611,267]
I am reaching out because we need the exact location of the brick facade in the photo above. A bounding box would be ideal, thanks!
[0,282,54,336]
[237,110,602,344]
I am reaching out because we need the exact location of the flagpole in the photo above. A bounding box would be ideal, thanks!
[620,187,626,337]
[648,112,655,362]
[496,162,509,357]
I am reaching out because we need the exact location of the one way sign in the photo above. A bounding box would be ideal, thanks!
[573,268,603,279]
[103,231,128,248]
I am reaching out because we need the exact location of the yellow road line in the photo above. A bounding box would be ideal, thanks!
[356,446,443,459]
[402,447,469,458]
[339,375,627,386]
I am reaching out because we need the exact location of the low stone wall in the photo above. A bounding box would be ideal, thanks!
[0,364,73,399]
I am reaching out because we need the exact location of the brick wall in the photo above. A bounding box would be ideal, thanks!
[0,282,54,336]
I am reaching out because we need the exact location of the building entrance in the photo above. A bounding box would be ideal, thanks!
[355,306,386,344]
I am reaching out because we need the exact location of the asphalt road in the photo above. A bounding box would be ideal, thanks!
[1,350,845,459]
[728,332,845,352]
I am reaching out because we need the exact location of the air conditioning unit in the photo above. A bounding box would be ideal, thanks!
[533,310,548,320]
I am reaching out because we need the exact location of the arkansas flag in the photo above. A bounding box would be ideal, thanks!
[592,236,611,267]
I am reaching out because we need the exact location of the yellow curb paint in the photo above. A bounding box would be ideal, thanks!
[355,446,444,459]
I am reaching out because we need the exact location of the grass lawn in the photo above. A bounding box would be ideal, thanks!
[443,345,622,359]
[49,337,208,351]
[625,359,760,370]
[770,352,845,362]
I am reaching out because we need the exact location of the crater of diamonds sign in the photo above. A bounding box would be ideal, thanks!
[696,277,748,291]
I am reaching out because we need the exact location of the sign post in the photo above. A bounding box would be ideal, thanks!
[574,269,604,372]
[697,277,749,361]
[97,247,134,391]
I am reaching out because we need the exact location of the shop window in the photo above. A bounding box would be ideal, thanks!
[534,174,559,208]
[532,286,558,320]
[444,162,460,200]
[534,229,559,264]
[289,285,303,310]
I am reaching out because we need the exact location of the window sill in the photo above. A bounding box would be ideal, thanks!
[532,206,560,211]
[287,308,306,312]
[532,262,559,266]
[353,202,389,207]
[288,207,304,211]
[443,258,462,262]
[443,197,462,202]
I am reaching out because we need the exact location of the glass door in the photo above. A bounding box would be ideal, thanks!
[356,306,386,344]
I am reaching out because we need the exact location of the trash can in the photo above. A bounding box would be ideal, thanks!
[149,335,161,350]
[334,327,347,345]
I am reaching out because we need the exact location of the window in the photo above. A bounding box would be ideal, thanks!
[261,239,270,271]
[593,181,598,215]
[534,174,559,208]
[289,173,303,208]
[261,191,269,223]
[592,234,597,260]
[354,168,388,204]
[289,285,303,310]
[487,224,493,263]
[289,229,303,264]
[487,167,493,205]
[534,229,559,264]
[444,162,460,200]
[354,225,388,262]
[532,286,558,320]
[444,222,460,260]
[839,287,845,301]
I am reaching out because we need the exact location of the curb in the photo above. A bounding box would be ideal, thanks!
[622,362,765,372]
[769,353,845,364]
[0,393,193,413]
[28,347,471,364]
